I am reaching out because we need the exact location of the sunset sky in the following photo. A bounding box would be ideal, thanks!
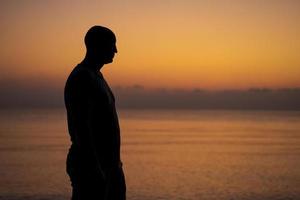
[0,0,299,91]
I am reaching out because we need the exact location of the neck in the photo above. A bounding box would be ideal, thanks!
[80,55,104,72]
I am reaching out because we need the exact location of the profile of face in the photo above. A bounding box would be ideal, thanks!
[97,37,118,64]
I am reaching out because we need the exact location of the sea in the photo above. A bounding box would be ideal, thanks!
[0,108,299,200]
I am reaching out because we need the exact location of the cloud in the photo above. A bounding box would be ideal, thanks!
[0,79,300,110]
[0,78,62,109]
[114,86,300,110]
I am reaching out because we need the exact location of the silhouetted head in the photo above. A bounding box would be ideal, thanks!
[84,26,117,65]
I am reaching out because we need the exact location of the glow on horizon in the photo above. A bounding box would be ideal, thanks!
[0,0,299,90]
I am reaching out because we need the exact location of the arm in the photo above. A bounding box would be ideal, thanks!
[71,71,106,180]
[86,95,106,180]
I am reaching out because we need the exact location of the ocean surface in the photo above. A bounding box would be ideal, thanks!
[0,108,299,200]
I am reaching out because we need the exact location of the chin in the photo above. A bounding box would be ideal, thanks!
[105,58,114,64]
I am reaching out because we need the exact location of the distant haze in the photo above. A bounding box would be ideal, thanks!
[0,78,299,110]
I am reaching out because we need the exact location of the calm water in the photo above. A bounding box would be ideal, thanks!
[0,109,299,200]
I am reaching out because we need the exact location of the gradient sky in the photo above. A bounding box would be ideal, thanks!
[1,0,300,90]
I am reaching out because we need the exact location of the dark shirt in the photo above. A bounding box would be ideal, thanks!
[64,64,121,175]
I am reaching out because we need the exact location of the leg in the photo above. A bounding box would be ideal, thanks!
[69,171,106,200]
[106,167,126,200]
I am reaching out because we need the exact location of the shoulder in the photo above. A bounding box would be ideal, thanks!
[67,66,97,87]
[71,66,94,82]
[65,66,97,95]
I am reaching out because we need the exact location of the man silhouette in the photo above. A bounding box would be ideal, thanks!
[64,26,126,200]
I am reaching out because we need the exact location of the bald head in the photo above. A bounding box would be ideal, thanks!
[84,26,117,65]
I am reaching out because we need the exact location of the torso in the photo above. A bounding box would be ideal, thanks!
[64,64,121,172]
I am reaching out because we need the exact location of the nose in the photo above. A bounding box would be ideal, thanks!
[114,45,118,53]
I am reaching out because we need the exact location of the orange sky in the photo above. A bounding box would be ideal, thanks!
[0,0,299,90]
